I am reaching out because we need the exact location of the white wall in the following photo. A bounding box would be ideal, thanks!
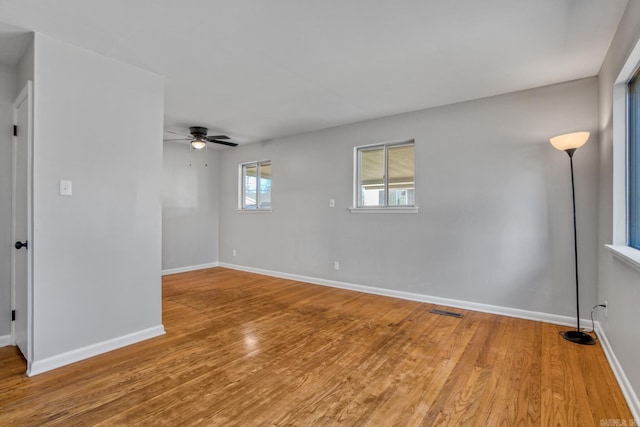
[0,63,16,337]
[30,33,164,363]
[597,0,640,415]
[16,37,33,93]
[218,78,599,318]
[162,142,219,271]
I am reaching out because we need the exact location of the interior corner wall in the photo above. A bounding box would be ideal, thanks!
[597,0,640,413]
[31,33,164,363]
[0,63,17,337]
[162,142,219,271]
[218,77,599,319]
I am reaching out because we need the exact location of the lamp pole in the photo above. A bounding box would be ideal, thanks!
[568,149,580,332]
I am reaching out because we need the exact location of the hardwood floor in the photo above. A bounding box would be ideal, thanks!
[0,267,634,426]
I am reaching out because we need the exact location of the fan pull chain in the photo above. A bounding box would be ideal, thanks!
[188,143,193,167]
[205,144,208,167]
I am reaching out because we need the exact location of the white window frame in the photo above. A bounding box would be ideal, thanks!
[237,160,272,212]
[350,140,418,214]
[607,38,640,271]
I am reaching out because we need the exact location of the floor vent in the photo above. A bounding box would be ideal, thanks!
[430,309,463,318]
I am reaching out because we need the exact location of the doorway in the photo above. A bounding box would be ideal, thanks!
[11,81,33,369]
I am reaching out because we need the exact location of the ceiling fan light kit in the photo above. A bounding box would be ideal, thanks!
[189,127,208,149]
[191,136,207,150]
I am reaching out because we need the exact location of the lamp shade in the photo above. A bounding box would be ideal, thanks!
[191,137,206,150]
[549,131,590,151]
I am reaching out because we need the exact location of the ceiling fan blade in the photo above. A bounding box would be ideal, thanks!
[206,135,230,141]
[210,139,238,147]
[165,130,191,137]
[163,138,192,142]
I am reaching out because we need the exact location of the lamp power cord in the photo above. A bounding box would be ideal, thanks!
[582,304,607,338]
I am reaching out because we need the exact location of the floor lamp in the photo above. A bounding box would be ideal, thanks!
[549,131,596,345]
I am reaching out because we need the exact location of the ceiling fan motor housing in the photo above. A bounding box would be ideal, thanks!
[189,126,208,138]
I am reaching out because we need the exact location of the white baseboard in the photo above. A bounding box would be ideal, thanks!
[27,325,165,377]
[162,262,219,276]
[0,334,11,347]
[218,262,585,328]
[596,322,640,423]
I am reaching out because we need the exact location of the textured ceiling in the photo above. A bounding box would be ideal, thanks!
[0,0,629,144]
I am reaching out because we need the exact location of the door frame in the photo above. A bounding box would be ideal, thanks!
[11,80,34,367]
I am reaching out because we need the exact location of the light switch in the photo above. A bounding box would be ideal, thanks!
[329,198,335,208]
[59,180,72,196]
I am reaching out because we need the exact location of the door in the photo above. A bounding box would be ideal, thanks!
[11,81,32,363]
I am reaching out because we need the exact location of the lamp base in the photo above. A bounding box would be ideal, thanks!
[561,330,596,345]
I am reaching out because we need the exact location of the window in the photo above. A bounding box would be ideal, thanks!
[607,40,640,270]
[355,141,415,209]
[629,69,640,249]
[240,160,271,210]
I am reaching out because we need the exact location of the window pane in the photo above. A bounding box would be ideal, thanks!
[258,162,271,209]
[387,145,415,206]
[360,148,384,207]
[243,164,257,209]
[630,73,640,249]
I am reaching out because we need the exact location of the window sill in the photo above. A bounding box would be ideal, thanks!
[235,209,273,213]
[349,206,419,214]
[606,244,640,272]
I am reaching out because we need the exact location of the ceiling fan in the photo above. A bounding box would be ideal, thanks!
[164,126,238,148]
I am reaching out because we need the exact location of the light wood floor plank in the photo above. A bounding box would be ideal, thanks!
[0,267,634,426]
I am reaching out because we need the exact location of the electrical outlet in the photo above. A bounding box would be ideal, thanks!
[605,300,608,318]
[232,249,237,257]
[334,261,340,270]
